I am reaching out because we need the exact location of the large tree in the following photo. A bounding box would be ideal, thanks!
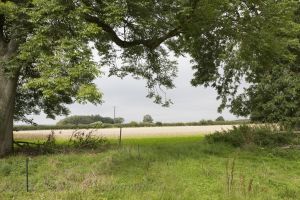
[226,4,300,129]
[0,0,299,156]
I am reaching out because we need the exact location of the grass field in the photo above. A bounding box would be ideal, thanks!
[1,136,300,200]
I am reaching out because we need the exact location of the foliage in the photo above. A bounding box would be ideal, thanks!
[89,121,103,127]
[1,0,103,122]
[142,114,153,123]
[231,63,300,129]
[68,130,108,149]
[215,116,225,122]
[0,0,298,126]
[220,5,300,128]
[128,121,139,127]
[42,131,57,153]
[56,115,122,125]
[114,117,125,124]
[13,130,110,155]
[206,125,300,147]
[155,121,163,126]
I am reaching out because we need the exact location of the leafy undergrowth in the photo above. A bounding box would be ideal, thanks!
[12,130,110,156]
[0,136,300,200]
[205,125,300,148]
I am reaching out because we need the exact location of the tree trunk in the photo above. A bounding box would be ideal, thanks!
[0,40,19,157]
[0,68,18,156]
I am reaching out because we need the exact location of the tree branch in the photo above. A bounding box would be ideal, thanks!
[0,14,5,44]
[85,14,180,50]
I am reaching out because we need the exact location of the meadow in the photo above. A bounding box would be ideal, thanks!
[1,133,300,200]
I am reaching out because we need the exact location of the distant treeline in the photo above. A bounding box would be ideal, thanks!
[56,115,124,125]
[14,119,250,131]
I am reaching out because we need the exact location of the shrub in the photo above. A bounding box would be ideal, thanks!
[41,131,57,153]
[69,130,108,149]
[205,125,298,147]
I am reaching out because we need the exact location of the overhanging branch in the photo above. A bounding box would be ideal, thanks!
[85,14,180,50]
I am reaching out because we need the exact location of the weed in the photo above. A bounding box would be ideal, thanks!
[69,130,108,149]
[225,158,257,199]
[13,130,110,155]
[225,158,236,194]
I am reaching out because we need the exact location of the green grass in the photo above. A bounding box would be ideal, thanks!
[1,136,300,200]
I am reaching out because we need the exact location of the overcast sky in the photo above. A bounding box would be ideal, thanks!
[22,56,242,125]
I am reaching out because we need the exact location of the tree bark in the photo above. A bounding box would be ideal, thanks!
[0,40,18,157]
[0,69,17,156]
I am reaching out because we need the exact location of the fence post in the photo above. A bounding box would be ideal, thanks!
[138,144,140,159]
[119,127,122,147]
[26,158,29,192]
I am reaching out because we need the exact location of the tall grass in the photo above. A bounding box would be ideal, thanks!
[1,135,300,199]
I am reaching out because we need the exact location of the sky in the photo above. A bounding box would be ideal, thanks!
[23,56,241,125]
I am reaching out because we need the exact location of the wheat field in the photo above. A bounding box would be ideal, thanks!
[14,125,235,140]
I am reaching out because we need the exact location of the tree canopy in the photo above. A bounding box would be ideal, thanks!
[1,0,299,126]
[56,115,124,125]
[143,114,153,123]
[215,116,225,122]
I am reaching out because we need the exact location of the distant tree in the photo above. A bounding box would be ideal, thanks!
[215,116,225,122]
[57,115,99,125]
[100,117,115,124]
[129,121,139,127]
[143,115,153,123]
[114,117,125,124]
[57,115,116,125]
[155,122,163,126]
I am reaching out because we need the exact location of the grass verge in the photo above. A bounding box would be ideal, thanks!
[1,135,300,200]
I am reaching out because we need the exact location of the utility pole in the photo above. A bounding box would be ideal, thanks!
[113,106,116,123]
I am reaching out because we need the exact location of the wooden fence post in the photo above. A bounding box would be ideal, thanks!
[119,127,122,146]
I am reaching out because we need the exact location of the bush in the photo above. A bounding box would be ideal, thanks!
[205,125,299,147]
[69,130,108,149]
